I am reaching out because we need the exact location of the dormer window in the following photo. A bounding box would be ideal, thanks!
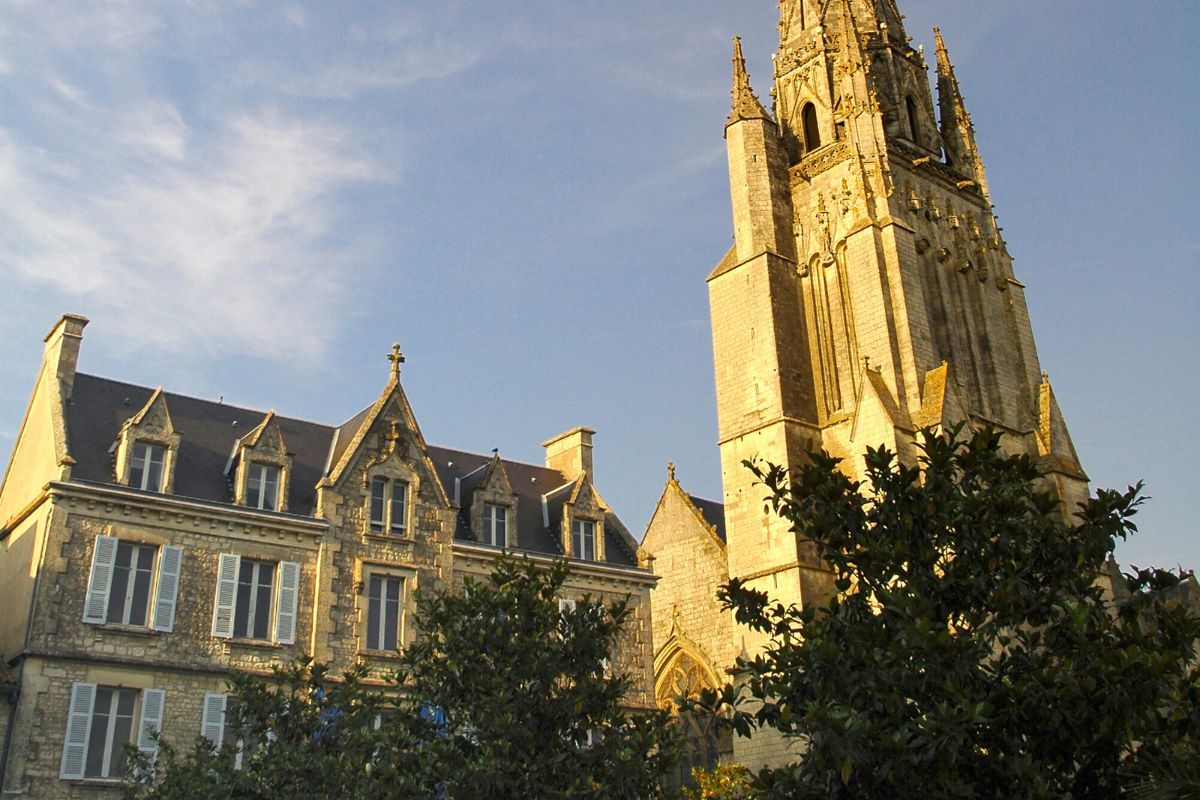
[572,519,596,561]
[370,477,409,535]
[229,411,292,513]
[246,463,281,511]
[483,503,508,547]
[114,388,180,494]
[129,442,166,492]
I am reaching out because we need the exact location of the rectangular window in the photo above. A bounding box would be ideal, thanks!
[83,687,138,779]
[370,477,387,533]
[129,442,166,492]
[105,542,155,626]
[483,503,507,547]
[369,478,409,535]
[572,519,596,561]
[234,560,275,639]
[246,463,280,511]
[366,575,403,651]
[83,537,182,632]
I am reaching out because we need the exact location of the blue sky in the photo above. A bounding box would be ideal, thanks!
[0,1,1196,570]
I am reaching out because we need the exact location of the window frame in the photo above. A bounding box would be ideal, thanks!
[365,573,404,652]
[106,542,156,627]
[233,559,276,640]
[128,441,167,492]
[83,536,183,632]
[369,477,410,536]
[245,462,281,511]
[60,683,165,782]
[357,563,416,656]
[571,518,596,561]
[482,502,508,547]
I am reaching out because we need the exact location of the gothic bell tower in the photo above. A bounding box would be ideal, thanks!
[709,0,1090,646]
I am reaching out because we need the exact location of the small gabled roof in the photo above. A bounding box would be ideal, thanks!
[428,447,637,567]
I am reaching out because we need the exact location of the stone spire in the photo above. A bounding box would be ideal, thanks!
[727,36,771,126]
[935,28,991,203]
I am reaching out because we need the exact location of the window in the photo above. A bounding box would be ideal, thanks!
[212,554,300,644]
[366,574,403,651]
[801,103,821,152]
[245,463,280,511]
[83,536,183,632]
[482,503,507,547]
[906,95,921,142]
[235,560,274,639]
[129,442,166,491]
[202,694,259,770]
[571,519,596,561]
[369,477,409,535]
[107,543,154,626]
[59,683,165,781]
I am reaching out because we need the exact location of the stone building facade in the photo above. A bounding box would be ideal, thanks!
[0,316,654,798]
[643,0,1091,774]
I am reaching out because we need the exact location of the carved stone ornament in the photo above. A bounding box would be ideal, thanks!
[915,237,930,255]
[362,419,402,487]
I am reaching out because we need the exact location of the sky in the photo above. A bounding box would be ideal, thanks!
[0,1,1196,571]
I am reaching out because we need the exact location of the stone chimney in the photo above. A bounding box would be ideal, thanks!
[542,426,595,480]
[43,313,89,400]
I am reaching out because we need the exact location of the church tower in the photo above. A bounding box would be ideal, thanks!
[709,0,1090,651]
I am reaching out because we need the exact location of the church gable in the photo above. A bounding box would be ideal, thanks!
[642,465,725,558]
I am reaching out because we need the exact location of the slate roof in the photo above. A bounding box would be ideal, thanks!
[63,374,637,566]
[688,494,727,543]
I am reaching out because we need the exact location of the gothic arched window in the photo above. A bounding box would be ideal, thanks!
[656,650,732,790]
[802,103,821,152]
[906,95,921,143]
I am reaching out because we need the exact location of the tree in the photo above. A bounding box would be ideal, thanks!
[695,428,1200,800]
[128,556,678,799]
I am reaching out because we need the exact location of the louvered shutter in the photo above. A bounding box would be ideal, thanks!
[211,553,240,638]
[83,535,118,624]
[201,693,227,747]
[59,682,96,779]
[274,561,301,645]
[151,545,183,632]
[136,689,166,760]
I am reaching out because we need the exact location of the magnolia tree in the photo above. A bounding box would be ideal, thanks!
[694,428,1200,800]
[128,557,679,800]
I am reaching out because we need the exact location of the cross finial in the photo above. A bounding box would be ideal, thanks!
[667,461,676,481]
[387,343,405,380]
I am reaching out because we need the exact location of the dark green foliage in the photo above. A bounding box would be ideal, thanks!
[694,428,1200,800]
[128,556,678,799]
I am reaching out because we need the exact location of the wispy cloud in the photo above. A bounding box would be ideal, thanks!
[0,111,384,359]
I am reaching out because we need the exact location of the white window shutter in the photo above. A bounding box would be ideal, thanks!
[83,535,118,624]
[59,682,96,780]
[201,693,227,748]
[151,545,183,632]
[274,561,301,645]
[137,689,166,759]
[212,553,240,638]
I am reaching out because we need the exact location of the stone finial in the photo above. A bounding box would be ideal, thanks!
[727,36,771,126]
[387,343,405,380]
[667,461,676,481]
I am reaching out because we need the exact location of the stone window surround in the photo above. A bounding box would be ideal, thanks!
[355,559,418,657]
[114,432,180,495]
[561,505,605,562]
[363,460,419,540]
[231,451,292,514]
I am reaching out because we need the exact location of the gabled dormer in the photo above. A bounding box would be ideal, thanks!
[559,473,606,562]
[319,346,450,538]
[465,454,517,549]
[113,388,181,494]
[227,411,293,512]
